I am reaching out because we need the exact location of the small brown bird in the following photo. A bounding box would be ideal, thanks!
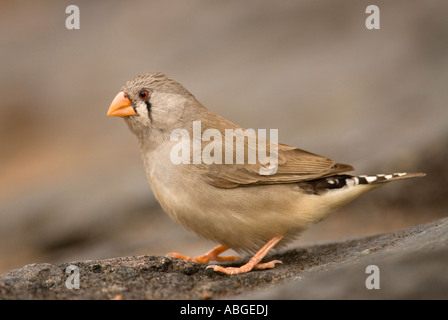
[107,73,425,275]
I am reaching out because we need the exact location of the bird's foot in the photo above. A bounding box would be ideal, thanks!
[207,259,282,275]
[167,245,241,264]
[206,234,284,275]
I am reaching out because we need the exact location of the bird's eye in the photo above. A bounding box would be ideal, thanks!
[139,89,149,100]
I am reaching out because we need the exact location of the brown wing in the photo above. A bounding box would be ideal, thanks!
[204,142,354,189]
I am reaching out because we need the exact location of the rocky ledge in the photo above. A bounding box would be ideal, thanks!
[0,217,447,300]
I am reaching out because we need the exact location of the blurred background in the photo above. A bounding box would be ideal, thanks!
[0,0,447,276]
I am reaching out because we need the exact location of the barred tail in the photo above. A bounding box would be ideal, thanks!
[352,172,426,185]
[303,172,426,194]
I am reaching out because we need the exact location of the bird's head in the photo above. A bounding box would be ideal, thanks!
[107,73,198,139]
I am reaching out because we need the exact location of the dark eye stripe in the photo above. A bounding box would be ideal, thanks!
[144,100,152,120]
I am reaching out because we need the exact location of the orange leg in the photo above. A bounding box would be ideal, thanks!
[167,245,241,264]
[206,235,283,275]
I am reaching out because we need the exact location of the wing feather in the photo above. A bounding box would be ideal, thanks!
[204,143,354,188]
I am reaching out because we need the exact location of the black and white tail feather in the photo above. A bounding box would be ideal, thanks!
[300,172,426,195]
[327,172,425,188]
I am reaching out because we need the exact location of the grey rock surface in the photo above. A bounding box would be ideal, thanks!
[1,217,446,300]
[239,217,448,300]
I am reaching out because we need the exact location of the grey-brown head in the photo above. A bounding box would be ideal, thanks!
[107,73,200,138]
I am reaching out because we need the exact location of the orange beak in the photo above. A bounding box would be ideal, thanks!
[107,91,137,117]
